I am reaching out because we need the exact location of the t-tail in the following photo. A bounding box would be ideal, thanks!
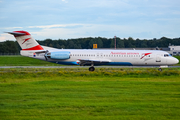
[7,31,44,51]
[7,31,46,58]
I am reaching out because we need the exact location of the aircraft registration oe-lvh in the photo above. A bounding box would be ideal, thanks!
[7,31,179,71]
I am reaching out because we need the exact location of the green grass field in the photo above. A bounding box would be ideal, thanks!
[0,68,180,120]
[0,56,180,119]
[0,55,62,66]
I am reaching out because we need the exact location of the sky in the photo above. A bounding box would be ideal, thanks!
[0,0,180,41]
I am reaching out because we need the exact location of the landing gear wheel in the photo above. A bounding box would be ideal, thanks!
[89,67,95,71]
[158,68,162,71]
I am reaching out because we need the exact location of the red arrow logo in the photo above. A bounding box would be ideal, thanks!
[22,38,31,44]
[141,53,151,59]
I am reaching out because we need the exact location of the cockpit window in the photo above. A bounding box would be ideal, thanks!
[164,54,170,57]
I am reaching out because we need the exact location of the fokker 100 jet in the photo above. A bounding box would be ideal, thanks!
[7,31,179,71]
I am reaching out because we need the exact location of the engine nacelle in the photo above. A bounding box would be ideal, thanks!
[45,51,70,60]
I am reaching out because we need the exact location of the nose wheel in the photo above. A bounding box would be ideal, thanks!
[89,66,95,71]
[158,66,168,71]
[158,68,162,71]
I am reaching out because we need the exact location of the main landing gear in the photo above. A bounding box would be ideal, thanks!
[89,66,95,71]
[89,62,95,71]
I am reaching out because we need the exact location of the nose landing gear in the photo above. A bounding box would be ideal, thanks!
[158,65,168,71]
[158,68,162,71]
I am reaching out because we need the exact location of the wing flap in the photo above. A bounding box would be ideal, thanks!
[78,59,111,65]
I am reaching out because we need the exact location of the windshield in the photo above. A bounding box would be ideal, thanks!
[164,54,171,57]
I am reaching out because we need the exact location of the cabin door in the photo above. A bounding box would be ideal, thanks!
[156,55,161,62]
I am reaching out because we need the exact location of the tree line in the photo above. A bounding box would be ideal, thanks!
[1,37,180,53]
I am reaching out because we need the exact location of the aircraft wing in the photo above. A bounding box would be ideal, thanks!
[78,59,111,66]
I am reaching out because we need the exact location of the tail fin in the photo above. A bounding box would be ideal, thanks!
[7,31,44,51]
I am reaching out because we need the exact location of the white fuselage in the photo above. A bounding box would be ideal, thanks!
[21,49,179,66]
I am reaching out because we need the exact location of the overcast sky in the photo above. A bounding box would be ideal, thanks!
[0,0,180,41]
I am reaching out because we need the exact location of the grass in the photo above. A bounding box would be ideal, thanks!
[0,68,180,120]
[0,55,62,66]
[0,55,180,119]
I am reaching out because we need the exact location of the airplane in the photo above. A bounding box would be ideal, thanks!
[7,31,179,71]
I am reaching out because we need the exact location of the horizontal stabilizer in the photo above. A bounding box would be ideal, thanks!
[6,32,26,36]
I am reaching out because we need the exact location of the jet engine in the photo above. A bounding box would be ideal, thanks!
[45,51,70,60]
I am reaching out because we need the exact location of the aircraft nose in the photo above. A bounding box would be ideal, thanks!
[167,57,179,65]
[173,58,179,64]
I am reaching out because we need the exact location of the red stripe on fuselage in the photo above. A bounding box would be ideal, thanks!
[22,45,44,50]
